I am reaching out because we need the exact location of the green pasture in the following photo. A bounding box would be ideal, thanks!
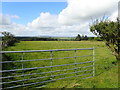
[3,41,118,88]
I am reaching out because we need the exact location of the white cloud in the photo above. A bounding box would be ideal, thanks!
[58,0,119,25]
[27,12,59,29]
[0,12,93,37]
[11,15,20,19]
[0,14,20,25]
[0,0,119,37]
[0,23,26,35]
[0,14,12,25]
[26,12,93,37]
[0,14,27,36]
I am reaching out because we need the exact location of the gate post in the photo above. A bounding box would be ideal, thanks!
[0,32,2,89]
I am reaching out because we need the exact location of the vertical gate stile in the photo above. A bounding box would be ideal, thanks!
[93,47,95,77]
[50,51,53,79]
[21,52,24,86]
[74,50,77,76]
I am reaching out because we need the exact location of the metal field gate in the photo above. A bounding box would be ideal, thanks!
[0,48,95,89]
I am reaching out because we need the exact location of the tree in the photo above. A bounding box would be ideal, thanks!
[90,19,120,61]
[84,35,88,40]
[81,35,84,40]
[75,34,81,41]
[2,32,19,49]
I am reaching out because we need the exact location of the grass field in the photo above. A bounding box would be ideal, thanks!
[3,41,118,88]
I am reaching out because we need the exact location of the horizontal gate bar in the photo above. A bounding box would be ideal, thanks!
[1,69,93,84]
[0,48,94,54]
[0,55,93,64]
[1,65,94,79]
[0,61,94,73]
[2,73,93,89]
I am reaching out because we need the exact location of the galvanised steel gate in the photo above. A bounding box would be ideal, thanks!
[0,48,95,89]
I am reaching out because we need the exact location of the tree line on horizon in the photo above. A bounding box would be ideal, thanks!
[15,35,102,41]
[1,32,103,45]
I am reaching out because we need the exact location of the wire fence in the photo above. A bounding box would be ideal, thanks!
[0,48,95,89]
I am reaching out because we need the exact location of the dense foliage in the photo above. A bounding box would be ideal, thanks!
[90,19,120,61]
[2,32,19,49]
[75,34,81,41]
[75,34,89,41]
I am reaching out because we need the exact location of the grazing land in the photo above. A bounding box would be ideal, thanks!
[3,41,118,88]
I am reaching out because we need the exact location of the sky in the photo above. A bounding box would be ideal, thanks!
[0,0,119,37]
